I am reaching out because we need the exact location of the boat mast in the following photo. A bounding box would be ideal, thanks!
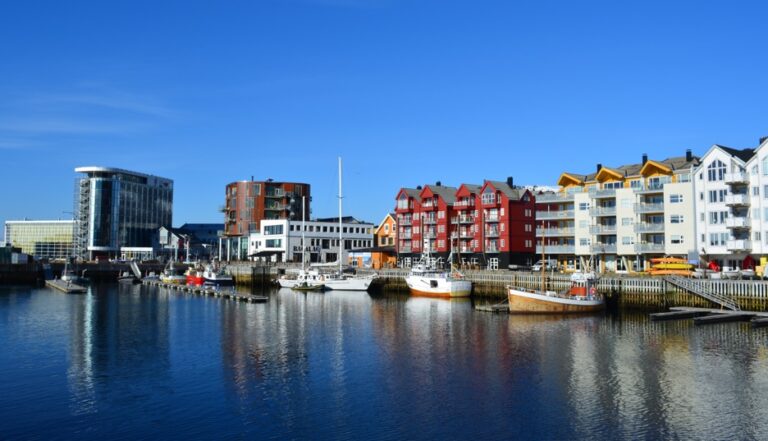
[541,219,546,293]
[302,195,306,271]
[338,156,343,274]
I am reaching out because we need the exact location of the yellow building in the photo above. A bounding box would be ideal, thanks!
[4,220,75,260]
[372,213,397,269]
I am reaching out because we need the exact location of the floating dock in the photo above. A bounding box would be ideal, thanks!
[45,279,87,294]
[141,280,268,303]
[650,307,768,329]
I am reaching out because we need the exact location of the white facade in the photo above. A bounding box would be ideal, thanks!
[693,139,768,270]
[248,218,374,263]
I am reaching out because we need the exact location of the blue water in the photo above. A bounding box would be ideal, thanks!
[1,284,767,440]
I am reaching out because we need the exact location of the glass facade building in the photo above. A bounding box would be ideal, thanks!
[3,220,75,259]
[74,167,173,259]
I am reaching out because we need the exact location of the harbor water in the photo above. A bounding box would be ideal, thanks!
[1,284,768,440]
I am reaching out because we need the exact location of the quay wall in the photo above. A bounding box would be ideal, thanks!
[225,263,768,311]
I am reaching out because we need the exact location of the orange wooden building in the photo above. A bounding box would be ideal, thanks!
[371,213,397,269]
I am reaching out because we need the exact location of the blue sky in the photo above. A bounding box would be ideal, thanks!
[1,0,767,230]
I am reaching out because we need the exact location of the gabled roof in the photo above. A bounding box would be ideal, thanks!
[397,187,422,202]
[456,183,482,197]
[374,213,396,234]
[716,145,756,163]
[422,185,458,204]
[485,180,528,200]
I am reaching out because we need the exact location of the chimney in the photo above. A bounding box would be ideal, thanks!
[686,149,693,162]
[596,163,602,173]
[642,154,648,165]
[416,185,422,190]
[435,181,441,187]
[251,175,254,181]
[506,176,514,188]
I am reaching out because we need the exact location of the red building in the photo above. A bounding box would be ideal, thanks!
[395,178,535,269]
[223,179,310,237]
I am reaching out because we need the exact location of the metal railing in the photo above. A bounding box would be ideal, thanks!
[589,206,617,216]
[588,188,616,198]
[590,243,617,253]
[536,227,575,237]
[536,210,575,219]
[724,172,749,185]
[635,243,665,253]
[536,245,575,254]
[634,222,665,233]
[665,276,741,311]
[535,193,574,203]
[590,225,617,234]
[725,194,750,206]
[634,202,665,213]
[725,217,751,229]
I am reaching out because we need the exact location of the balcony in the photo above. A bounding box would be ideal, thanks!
[459,247,473,253]
[264,204,287,211]
[399,218,412,226]
[454,199,475,208]
[536,245,575,254]
[422,217,437,224]
[400,232,412,239]
[399,246,412,253]
[536,227,575,237]
[458,216,475,224]
[635,243,665,253]
[450,232,459,239]
[485,229,500,238]
[724,172,749,185]
[589,225,617,235]
[536,192,575,203]
[725,194,750,206]
[590,244,617,254]
[588,188,616,199]
[536,210,575,220]
[634,222,665,233]
[589,206,617,217]
[727,240,752,251]
[485,246,499,253]
[265,189,284,198]
[485,215,500,222]
[460,230,474,238]
[424,231,437,238]
[725,217,751,229]
[635,183,665,194]
[634,202,665,213]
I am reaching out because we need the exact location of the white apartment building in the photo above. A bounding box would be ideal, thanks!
[247,216,374,263]
[536,151,699,273]
[694,137,768,271]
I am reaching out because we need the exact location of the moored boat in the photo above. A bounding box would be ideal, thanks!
[202,264,234,287]
[185,265,205,286]
[507,272,604,313]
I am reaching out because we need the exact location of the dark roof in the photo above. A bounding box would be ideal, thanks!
[314,216,372,225]
[487,181,526,199]
[401,188,422,202]
[425,185,458,203]
[568,154,702,181]
[716,145,756,162]
[462,183,482,193]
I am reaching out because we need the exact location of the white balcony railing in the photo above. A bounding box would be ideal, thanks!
[589,225,617,234]
[588,188,616,198]
[590,244,617,254]
[725,217,751,229]
[536,210,575,220]
[635,243,665,253]
[589,206,617,216]
[634,222,665,233]
[726,240,752,251]
[724,172,749,184]
[634,203,665,213]
[535,193,574,203]
[725,194,750,206]
[536,245,575,254]
[536,227,575,237]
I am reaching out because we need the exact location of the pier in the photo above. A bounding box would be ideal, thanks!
[141,280,268,303]
[650,307,768,329]
[45,279,87,294]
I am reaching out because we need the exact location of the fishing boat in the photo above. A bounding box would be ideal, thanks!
[323,157,377,291]
[202,262,234,287]
[185,265,205,286]
[405,233,471,298]
[275,195,325,291]
[506,223,604,313]
[160,261,186,285]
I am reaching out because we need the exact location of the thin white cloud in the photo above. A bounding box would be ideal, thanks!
[0,139,41,149]
[23,92,176,118]
[0,118,149,135]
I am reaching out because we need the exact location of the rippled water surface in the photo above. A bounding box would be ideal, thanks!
[1,284,768,440]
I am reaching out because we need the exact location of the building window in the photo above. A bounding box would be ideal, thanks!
[754,232,762,242]
[671,235,683,244]
[670,194,683,203]
[622,236,634,245]
[500,239,505,248]
[763,156,768,175]
[670,215,683,224]
[579,203,589,211]
[622,217,633,226]
[707,160,726,181]
[621,199,631,208]
[754,187,760,196]
[579,238,591,246]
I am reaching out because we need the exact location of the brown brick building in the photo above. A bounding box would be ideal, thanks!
[223,179,311,237]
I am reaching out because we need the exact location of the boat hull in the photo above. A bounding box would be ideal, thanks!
[406,276,472,298]
[324,276,374,291]
[186,275,205,286]
[507,288,604,313]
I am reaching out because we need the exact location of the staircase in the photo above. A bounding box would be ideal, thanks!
[664,276,741,311]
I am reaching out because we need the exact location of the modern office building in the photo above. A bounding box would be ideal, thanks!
[74,166,173,260]
[247,216,374,263]
[536,151,699,272]
[3,220,74,259]
[694,137,768,271]
[395,179,536,269]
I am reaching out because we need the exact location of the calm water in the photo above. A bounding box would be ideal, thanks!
[1,284,768,440]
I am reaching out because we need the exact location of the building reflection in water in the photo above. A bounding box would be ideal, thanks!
[67,283,171,416]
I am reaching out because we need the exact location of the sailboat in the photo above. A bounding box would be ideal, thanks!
[277,195,326,291]
[324,157,377,291]
[506,222,604,313]
[405,225,472,298]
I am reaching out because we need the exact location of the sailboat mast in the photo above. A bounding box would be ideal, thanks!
[302,196,306,270]
[338,157,343,273]
[541,219,546,293]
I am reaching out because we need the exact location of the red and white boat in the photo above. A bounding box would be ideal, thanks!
[507,272,604,313]
[185,266,205,286]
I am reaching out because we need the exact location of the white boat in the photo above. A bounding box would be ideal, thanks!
[276,195,325,291]
[405,233,471,298]
[507,272,604,313]
[324,157,377,291]
[202,262,234,287]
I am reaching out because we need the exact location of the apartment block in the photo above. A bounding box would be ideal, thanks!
[536,151,699,272]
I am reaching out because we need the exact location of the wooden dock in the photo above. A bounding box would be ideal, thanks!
[45,279,87,294]
[141,280,268,303]
[650,307,768,329]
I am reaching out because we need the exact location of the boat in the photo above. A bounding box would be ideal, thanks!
[405,234,471,298]
[160,261,186,285]
[506,223,604,313]
[61,261,89,285]
[276,195,326,291]
[507,271,604,313]
[185,264,205,286]
[118,271,140,284]
[202,262,234,287]
[323,157,377,291]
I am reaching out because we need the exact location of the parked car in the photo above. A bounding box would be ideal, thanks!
[530,259,558,272]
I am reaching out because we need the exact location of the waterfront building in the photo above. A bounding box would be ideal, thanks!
[371,213,396,269]
[247,216,374,263]
[3,220,74,260]
[395,178,536,269]
[157,223,223,262]
[221,179,310,260]
[693,137,768,271]
[537,151,699,272]
[74,167,173,260]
